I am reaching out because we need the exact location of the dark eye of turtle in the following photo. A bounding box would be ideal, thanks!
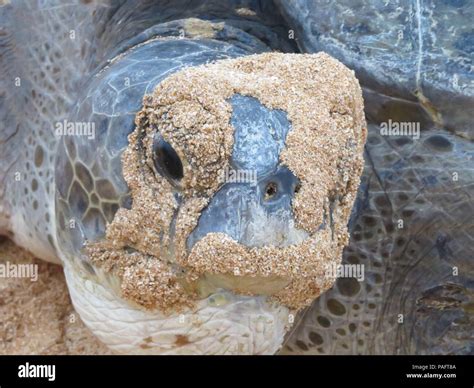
[152,136,183,182]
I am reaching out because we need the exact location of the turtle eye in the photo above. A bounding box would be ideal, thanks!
[152,135,183,182]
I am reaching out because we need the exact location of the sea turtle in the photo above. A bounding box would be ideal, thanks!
[0,0,473,355]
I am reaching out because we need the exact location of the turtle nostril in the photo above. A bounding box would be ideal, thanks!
[264,182,278,200]
[294,182,301,194]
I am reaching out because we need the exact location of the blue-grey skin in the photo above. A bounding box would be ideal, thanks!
[0,0,473,354]
[277,0,474,140]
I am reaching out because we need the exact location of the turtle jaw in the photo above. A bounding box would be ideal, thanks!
[64,262,290,354]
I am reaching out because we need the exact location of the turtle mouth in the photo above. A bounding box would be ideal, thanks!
[182,271,292,298]
[180,198,310,297]
[180,222,339,309]
[175,156,342,305]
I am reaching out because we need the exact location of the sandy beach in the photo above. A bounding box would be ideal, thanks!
[0,237,110,355]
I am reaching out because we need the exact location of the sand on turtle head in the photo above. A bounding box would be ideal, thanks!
[86,52,367,312]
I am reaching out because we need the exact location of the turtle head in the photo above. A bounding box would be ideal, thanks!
[147,93,308,298]
[55,52,366,354]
